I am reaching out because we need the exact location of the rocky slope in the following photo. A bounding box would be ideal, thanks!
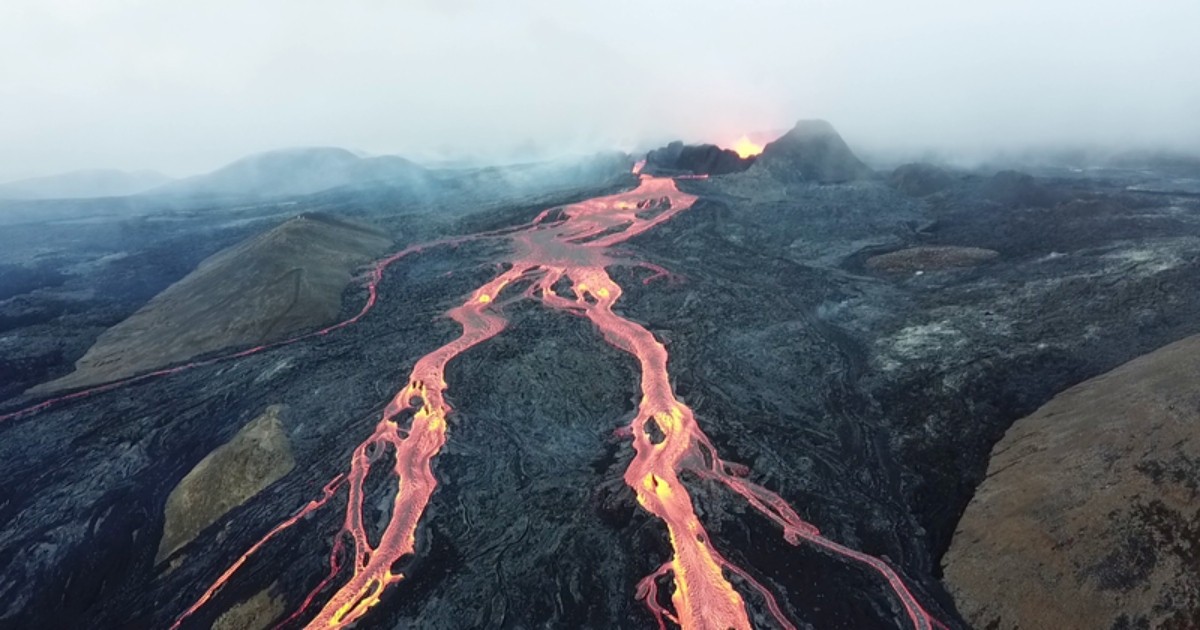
[943,335,1200,629]
[28,213,391,394]
[752,119,874,183]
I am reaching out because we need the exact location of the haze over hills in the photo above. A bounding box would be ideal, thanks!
[0,148,432,203]
[0,169,174,200]
[147,147,432,200]
[6,137,1197,207]
[0,147,638,208]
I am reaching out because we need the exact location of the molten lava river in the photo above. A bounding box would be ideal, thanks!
[4,166,947,630]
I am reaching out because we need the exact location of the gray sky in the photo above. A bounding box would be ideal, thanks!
[2,0,1199,181]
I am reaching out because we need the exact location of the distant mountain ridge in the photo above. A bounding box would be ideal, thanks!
[148,147,430,199]
[0,169,173,200]
[3,145,645,204]
[0,148,431,202]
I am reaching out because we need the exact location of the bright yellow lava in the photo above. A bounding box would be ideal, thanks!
[730,135,764,158]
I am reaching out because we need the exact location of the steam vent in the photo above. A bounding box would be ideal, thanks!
[3,119,1200,630]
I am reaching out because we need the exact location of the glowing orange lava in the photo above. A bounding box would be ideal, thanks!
[6,164,950,629]
[730,135,764,159]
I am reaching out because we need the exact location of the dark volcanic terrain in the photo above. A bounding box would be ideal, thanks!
[1,125,1199,629]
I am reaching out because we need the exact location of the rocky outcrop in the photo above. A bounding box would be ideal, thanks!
[943,335,1200,629]
[644,142,753,176]
[889,163,956,197]
[157,405,295,562]
[980,170,1058,208]
[866,246,998,272]
[30,213,391,393]
[753,119,874,183]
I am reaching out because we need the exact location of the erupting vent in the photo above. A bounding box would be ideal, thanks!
[730,135,764,159]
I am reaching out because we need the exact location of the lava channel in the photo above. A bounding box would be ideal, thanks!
[155,170,945,630]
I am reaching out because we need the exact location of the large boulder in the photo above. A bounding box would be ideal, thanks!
[752,119,874,183]
[943,334,1200,629]
[29,213,391,394]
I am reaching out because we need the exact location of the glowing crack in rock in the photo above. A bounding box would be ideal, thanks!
[2,163,947,629]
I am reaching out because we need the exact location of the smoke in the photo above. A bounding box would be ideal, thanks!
[2,0,1198,181]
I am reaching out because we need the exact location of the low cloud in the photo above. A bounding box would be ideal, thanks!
[2,0,1198,180]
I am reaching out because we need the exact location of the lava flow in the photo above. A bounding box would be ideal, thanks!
[164,168,946,629]
[0,239,437,425]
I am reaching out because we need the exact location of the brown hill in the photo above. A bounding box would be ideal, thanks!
[29,213,391,394]
[943,334,1200,629]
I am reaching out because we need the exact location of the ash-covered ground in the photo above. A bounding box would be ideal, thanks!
[2,136,1199,629]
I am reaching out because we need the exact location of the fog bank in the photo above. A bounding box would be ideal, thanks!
[2,0,1198,181]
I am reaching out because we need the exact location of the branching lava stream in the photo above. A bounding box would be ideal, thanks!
[160,168,946,629]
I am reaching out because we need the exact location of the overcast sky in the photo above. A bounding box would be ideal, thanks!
[2,0,1198,181]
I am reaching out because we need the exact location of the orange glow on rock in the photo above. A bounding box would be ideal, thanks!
[730,135,764,158]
